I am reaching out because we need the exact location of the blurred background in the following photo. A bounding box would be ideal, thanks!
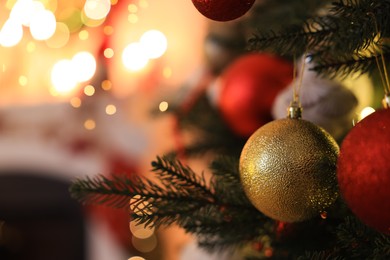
[0,0,208,259]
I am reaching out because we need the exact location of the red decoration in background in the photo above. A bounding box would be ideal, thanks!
[337,109,390,235]
[90,155,139,248]
[217,53,294,137]
[191,0,255,21]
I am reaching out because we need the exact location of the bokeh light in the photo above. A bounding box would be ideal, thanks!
[128,257,145,260]
[122,42,149,71]
[159,101,169,112]
[51,59,78,94]
[105,104,117,115]
[84,85,96,96]
[30,9,57,40]
[129,221,155,239]
[103,48,114,58]
[101,80,112,90]
[45,22,70,48]
[84,118,96,130]
[72,51,97,82]
[84,0,111,20]
[140,30,167,59]
[70,97,82,108]
[0,19,23,47]
[10,0,45,27]
[131,235,157,253]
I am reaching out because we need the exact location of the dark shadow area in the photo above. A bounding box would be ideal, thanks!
[0,172,86,260]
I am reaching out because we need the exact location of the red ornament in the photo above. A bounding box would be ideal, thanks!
[337,108,390,235]
[191,0,255,21]
[217,53,293,137]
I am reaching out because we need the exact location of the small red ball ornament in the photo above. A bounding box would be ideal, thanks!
[217,53,294,137]
[337,108,390,235]
[191,0,255,21]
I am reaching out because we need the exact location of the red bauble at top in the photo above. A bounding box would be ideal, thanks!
[337,108,390,235]
[217,53,294,137]
[191,0,255,21]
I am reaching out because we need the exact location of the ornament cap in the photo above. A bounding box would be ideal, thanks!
[382,94,390,109]
[287,101,302,119]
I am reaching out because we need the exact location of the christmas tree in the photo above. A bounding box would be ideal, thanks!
[71,0,390,259]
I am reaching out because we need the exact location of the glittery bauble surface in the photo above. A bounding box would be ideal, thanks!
[239,118,339,222]
[337,109,390,235]
[191,0,255,21]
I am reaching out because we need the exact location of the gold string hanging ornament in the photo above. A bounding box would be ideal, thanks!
[239,55,340,222]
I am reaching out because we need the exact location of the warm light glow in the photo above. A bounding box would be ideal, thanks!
[84,85,95,96]
[360,106,375,120]
[163,67,172,78]
[26,41,36,53]
[79,30,89,40]
[84,0,111,20]
[104,48,114,58]
[30,9,56,40]
[128,14,138,24]
[70,97,82,108]
[19,75,28,86]
[139,0,148,8]
[51,59,78,94]
[46,22,70,48]
[84,119,96,130]
[10,0,45,27]
[132,235,157,253]
[103,25,114,35]
[128,257,145,260]
[140,30,167,59]
[101,80,112,90]
[159,101,168,112]
[72,51,97,82]
[105,104,117,115]
[128,4,138,13]
[0,19,23,47]
[129,221,154,239]
[122,42,149,71]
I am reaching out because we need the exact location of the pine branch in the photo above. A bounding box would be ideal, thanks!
[248,0,390,59]
[311,48,390,78]
[70,155,274,251]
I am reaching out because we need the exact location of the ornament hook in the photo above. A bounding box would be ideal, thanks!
[288,101,302,119]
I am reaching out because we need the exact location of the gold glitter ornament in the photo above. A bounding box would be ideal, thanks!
[239,118,339,222]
